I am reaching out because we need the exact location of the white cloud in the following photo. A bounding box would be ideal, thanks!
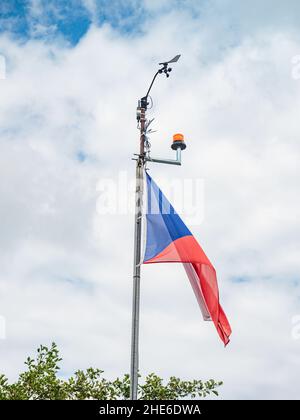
[0,5,300,399]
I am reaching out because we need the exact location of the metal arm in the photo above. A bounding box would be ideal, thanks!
[144,70,160,100]
[140,54,181,110]
[145,147,182,166]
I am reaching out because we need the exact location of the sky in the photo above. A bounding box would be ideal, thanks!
[0,0,300,400]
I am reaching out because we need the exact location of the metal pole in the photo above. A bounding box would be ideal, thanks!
[130,107,146,400]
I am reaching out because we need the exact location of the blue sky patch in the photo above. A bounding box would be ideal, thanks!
[0,0,91,44]
[0,0,149,44]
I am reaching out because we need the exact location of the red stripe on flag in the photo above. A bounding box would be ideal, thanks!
[144,235,231,346]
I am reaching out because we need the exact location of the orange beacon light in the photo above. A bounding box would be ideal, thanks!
[171,133,186,150]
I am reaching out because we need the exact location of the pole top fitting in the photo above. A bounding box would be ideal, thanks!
[171,133,186,150]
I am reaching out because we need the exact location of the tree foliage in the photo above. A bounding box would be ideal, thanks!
[0,343,222,400]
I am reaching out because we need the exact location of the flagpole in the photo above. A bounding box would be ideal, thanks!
[130,55,181,400]
[130,106,145,400]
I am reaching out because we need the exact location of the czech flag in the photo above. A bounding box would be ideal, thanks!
[142,172,231,346]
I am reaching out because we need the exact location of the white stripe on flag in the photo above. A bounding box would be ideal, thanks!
[183,263,212,321]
